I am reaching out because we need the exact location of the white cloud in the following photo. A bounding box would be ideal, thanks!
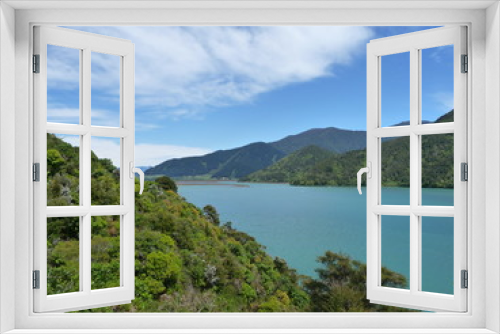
[47,45,80,89]
[433,91,454,111]
[47,107,80,123]
[57,135,212,167]
[47,105,121,127]
[54,26,374,119]
[57,134,80,147]
[135,144,212,167]
[427,44,453,63]
[135,122,161,131]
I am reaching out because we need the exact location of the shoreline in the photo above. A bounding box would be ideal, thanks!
[174,180,454,190]
[177,183,250,188]
[176,180,249,187]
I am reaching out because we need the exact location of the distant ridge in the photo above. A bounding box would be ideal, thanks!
[145,142,286,179]
[246,110,454,187]
[269,127,366,155]
[391,120,431,127]
[137,166,152,172]
[145,126,366,179]
[241,145,335,183]
[145,116,443,180]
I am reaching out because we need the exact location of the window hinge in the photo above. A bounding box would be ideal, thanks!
[461,54,468,73]
[33,54,40,73]
[461,270,468,289]
[33,270,40,289]
[33,163,40,182]
[461,162,468,181]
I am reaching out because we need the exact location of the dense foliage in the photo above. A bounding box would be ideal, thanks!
[304,252,410,312]
[245,111,454,188]
[47,134,410,312]
[47,134,307,311]
[240,145,337,183]
[156,176,178,193]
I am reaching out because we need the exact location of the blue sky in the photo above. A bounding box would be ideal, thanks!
[48,26,453,167]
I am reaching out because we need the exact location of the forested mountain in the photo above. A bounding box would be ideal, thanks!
[145,127,366,180]
[47,134,409,312]
[137,166,152,172]
[246,145,367,186]
[269,127,366,154]
[146,142,286,179]
[247,110,454,187]
[241,145,336,183]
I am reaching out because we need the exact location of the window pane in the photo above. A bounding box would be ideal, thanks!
[381,215,410,290]
[421,217,454,294]
[421,45,454,124]
[91,52,121,127]
[381,52,410,127]
[47,45,80,124]
[381,137,410,205]
[47,133,80,206]
[47,217,80,295]
[91,137,121,205]
[91,215,121,290]
[421,133,454,206]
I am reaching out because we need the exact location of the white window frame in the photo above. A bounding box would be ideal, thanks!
[1,1,499,333]
[365,26,468,312]
[33,26,136,312]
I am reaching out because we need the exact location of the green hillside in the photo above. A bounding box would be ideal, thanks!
[247,110,454,188]
[270,127,366,154]
[47,134,308,312]
[241,145,336,183]
[46,134,409,312]
[145,127,367,180]
[290,148,367,186]
[145,142,286,180]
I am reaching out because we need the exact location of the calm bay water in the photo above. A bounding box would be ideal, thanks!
[178,182,454,295]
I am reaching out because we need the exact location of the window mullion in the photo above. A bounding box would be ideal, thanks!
[409,47,420,294]
[78,48,84,293]
[82,47,92,294]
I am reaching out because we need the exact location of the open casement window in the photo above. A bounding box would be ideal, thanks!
[33,26,141,312]
[363,26,467,312]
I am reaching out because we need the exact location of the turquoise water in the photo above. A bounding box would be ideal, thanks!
[178,183,454,295]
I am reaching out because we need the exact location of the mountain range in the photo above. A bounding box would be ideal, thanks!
[243,110,454,187]
[145,114,448,183]
[145,127,367,179]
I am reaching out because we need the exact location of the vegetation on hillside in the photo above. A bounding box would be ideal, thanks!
[46,133,410,312]
[304,252,409,312]
[245,110,454,188]
[146,142,286,180]
[270,127,366,155]
[240,145,337,183]
[145,127,367,180]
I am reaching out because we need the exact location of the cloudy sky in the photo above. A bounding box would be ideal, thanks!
[47,26,452,167]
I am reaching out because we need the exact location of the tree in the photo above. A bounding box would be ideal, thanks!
[156,176,178,193]
[203,205,220,226]
[47,149,65,176]
[304,251,410,312]
[146,251,182,287]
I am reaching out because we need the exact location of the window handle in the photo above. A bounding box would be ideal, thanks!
[357,162,371,195]
[130,162,145,195]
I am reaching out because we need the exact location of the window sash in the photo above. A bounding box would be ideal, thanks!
[366,26,468,312]
[33,26,136,313]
